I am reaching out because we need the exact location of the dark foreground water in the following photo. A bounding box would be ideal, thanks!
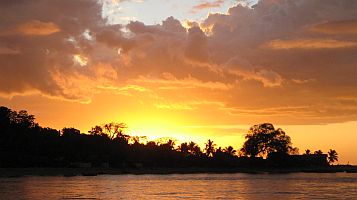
[0,173,356,199]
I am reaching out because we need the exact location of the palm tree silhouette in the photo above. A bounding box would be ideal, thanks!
[188,141,202,156]
[327,149,338,164]
[314,150,323,155]
[224,146,236,156]
[205,139,216,157]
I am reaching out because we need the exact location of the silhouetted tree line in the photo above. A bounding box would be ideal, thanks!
[0,106,337,168]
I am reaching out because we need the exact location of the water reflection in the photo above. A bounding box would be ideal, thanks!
[0,173,356,199]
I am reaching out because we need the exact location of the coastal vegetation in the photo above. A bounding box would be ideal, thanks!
[0,106,339,169]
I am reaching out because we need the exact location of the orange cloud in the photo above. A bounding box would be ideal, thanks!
[155,100,225,111]
[311,20,357,35]
[191,0,225,13]
[155,103,195,110]
[133,73,232,90]
[264,39,357,49]
[16,20,60,36]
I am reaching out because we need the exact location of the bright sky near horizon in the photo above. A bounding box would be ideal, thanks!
[1,0,357,164]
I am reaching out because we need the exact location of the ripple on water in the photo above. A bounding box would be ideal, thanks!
[0,173,356,199]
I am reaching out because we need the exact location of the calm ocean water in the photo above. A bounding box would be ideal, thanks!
[0,173,356,199]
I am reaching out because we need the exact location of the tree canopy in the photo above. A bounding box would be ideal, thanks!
[240,123,297,157]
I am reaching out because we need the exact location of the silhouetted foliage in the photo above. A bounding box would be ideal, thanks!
[328,149,338,164]
[314,150,323,155]
[178,142,190,155]
[0,106,333,168]
[89,123,129,142]
[205,139,216,157]
[224,146,237,156]
[240,123,297,157]
[188,141,203,156]
[304,149,311,155]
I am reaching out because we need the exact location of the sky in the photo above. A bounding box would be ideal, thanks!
[1,0,357,164]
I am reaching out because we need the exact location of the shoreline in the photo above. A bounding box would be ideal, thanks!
[1,166,357,177]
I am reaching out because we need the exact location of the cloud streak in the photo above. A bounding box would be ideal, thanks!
[191,0,225,13]
[311,20,357,35]
[264,39,357,49]
[16,20,60,36]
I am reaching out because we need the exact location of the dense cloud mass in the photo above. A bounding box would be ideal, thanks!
[1,0,357,124]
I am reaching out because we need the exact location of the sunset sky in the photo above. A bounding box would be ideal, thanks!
[1,0,357,164]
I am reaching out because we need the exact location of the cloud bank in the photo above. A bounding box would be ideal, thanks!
[1,0,357,124]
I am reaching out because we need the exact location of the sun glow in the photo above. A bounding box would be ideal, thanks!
[123,113,246,149]
[127,123,246,149]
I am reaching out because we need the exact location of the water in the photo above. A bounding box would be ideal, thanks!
[0,173,356,199]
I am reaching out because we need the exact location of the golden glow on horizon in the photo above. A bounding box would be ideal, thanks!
[127,123,246,150]
[2,92,357,165]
